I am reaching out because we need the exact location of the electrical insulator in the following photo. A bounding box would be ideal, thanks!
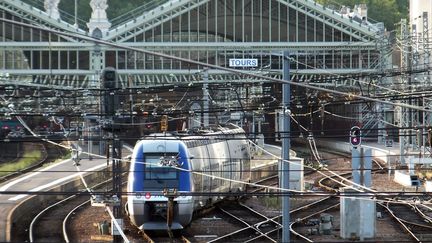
[428,128,432,146]
[416,129,422,146]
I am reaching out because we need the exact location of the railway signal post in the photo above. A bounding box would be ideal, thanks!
[112,137,123,243]
[340,126,375,240]
[349,126,372,187]
[101,67,124,243]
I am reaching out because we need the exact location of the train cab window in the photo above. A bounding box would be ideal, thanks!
[144,154,178,180]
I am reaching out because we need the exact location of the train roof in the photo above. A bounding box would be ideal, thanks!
[142,123,246,141]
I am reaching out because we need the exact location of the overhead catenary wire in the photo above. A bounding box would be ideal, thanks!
[0,18,430,113]
[0,19,425,214]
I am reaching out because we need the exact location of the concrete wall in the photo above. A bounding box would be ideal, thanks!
[340,188,375,240]
[426,181,432,192]
[299,139,397,166]
[250,157,304,191]
[289,158,304,191]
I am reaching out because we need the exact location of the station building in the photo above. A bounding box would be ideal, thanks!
[0,0,387,139]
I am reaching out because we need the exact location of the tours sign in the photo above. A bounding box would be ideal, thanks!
[229,58,258,67]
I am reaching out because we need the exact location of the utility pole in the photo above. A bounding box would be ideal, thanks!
[281,51,290,243]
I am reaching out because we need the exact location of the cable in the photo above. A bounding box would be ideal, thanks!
[2,19,426,207]
[0,18,430,113]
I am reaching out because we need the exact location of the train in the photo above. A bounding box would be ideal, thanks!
[126,124,251,230]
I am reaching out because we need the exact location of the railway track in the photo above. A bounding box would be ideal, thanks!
[209,154,352,242]
[27,145,401,243]
[288,196,338,242]
[380,200,432,242]
[288,156,383,241]
[207,149,359,242]
[29,194,90,242]
[208,201,280,243]
[28,170,124,243]
[141,231,191,243]
[314,156,432,242]
[287,168,346,241]
[248,174,279,193]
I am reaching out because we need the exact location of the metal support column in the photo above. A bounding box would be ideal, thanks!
[377,102,385,144]
[422,12,432,158]
[376,27,391,144]
[281,51,290,243]
[411,24,421,152]
[203,68,209,127]
[91,41,105,155]
[112,137,122,243]
[399,19,410,164]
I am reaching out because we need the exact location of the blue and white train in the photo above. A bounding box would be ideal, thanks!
[126,124,251,230]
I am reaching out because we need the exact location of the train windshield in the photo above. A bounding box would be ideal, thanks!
[144,154,178,180]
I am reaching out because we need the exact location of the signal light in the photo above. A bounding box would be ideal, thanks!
[160,115,168,132]
[102,67,117,89]
[350,126,361,147]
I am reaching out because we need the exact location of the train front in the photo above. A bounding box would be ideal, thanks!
[127,138,194,230]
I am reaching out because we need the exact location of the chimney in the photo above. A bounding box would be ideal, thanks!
[355,4,368,21]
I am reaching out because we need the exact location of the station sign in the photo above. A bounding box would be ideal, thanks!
[229,58,258,67]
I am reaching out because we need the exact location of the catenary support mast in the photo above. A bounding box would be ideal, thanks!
[281,51,291,243]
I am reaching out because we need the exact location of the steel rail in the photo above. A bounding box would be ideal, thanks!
[29,193,79,242]
[416,204,432,224]
[63,199,91,243]
[209,205,277,243]
[239,202,282,228]
[29,174,122,242]
[381,202,421,242]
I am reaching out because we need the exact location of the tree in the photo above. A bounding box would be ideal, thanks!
[316,0,408,30]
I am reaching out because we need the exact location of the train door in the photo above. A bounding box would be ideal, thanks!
[241,141,251,183]
[224,138,233,192]
[202,141,213,203]
[206,139,222,201]
[189,146,204,208]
